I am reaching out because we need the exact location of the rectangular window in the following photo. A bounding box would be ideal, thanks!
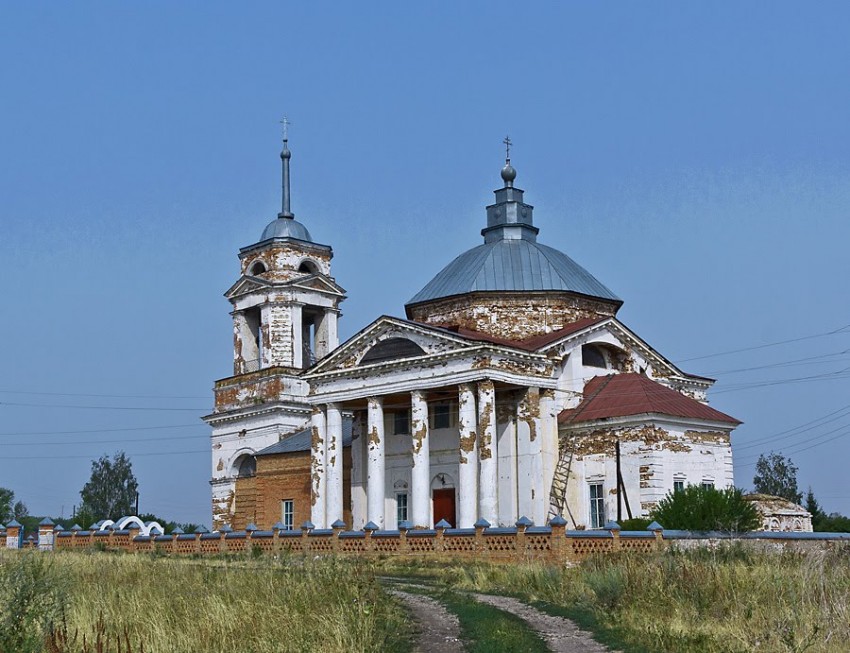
[396,493,408,524]
[701,481,715,491]
[393,411,410,435]
[281,499,294,531]
[673,479,685,493]
[589,483,605,529]
[430,402,452,429]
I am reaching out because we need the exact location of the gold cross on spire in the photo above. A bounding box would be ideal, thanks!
[503,135,512,162]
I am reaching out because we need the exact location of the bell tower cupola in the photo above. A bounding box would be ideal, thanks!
[224,128,346,374]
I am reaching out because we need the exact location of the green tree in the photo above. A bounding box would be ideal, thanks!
[650,485,760,532]
[79,451,139,520]
[0,487,27,524]
[753,452,802,503]
[804,486,824,521]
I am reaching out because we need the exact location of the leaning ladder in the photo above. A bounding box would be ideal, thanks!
[548,434,577,527]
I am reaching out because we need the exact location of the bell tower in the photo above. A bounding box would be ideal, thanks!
[204,131,346,529]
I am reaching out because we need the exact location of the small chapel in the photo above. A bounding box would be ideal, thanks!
[203,136,740,532]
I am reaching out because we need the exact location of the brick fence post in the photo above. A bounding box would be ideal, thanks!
[363,521,378,557]
[194,526,208,554]
[435,519,451,557]
[549,516,567,563]
[6,520,22,549]
[219,525,232,554]
[648,521,664,550]
[473,519,489,559]
[515,516,532,559]
[605,521,622,551]
[398,520,412,556]
[272,521,284,554]
[301,520,314,555]
[38,518,55,551]
[332,520,346,555]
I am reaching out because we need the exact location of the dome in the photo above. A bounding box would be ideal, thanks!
[260,216,313,243]
[407,238,619,306]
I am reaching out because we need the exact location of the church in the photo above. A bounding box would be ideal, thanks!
[203,136,739,532]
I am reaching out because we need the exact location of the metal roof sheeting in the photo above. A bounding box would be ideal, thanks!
[256,417,354,456]
[559,373,741,426]
[406,239,619,306]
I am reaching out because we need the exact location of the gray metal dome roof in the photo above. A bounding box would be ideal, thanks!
[407,163,619,307]
[260,216,313,242]
[407,239,619,305]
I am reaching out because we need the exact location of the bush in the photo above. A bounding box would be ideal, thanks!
[618,518,651,531]
[0,552,68,653]
[650,485,760,533]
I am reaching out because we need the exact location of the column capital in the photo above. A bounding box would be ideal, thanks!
[367,395,384,408]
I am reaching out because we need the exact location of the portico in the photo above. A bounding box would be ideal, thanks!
[305,335,559,530]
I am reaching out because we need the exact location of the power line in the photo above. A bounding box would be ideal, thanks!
[0,434,208,446]
[0,449,209,460]
[674,322,850,363]
[0,401,208,411]
[0,423,204,436]
[0,389,208,400]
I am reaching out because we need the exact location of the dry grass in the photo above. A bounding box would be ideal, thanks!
[388,545,850,653]
[1,551,408,653]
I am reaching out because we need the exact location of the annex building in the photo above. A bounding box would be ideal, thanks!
[203,138,740,532]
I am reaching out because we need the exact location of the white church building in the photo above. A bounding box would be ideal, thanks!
[204,137,739,532]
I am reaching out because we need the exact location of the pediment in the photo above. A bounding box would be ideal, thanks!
[307,317,480,375]
[537,318,710,387]
[286,273,347,297]
[224,275,273,299]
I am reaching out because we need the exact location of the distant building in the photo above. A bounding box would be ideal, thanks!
[204,138,740,531]
[745,494,813,532]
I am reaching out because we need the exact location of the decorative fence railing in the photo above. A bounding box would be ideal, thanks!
[4,517,850,562]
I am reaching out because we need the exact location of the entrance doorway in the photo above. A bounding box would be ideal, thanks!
[432,488,456,528]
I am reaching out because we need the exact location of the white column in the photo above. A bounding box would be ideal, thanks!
[477,380,498,524]
[310,406,327,528]
[291,303,303,369]
[366,396,386,528]
[232,311,251,374]
[517,387,544,525]
[326,402,344,526]
[315,309,340,360]
[410,390,431,528]
[350,411,367,530]
[457,383,478,528]
[497,399,518,526]
[539,389,558,524]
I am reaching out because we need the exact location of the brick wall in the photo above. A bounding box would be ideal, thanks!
[233,448,352,530]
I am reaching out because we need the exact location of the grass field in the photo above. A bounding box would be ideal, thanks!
[1,545,848,652]
[388,545,850,653]
[0,550,409,653]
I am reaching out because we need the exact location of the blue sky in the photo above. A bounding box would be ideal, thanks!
[1,3,849,525]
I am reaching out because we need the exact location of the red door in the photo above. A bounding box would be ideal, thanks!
[432,488,456,528]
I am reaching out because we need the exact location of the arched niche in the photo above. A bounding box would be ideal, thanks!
[359,338,426,365]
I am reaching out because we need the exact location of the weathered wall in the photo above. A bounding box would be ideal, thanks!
[408,292,619,340]
[233,448,352,531]
[241,244,332,282]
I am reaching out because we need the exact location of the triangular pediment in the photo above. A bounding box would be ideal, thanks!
[307,316,483,375]
[536,317,711,387]
[286,273,347,297]
[224,275,273,299]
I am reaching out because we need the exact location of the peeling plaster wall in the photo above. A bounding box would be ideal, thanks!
[408,292,618,340]
[561,421,734,527]
[240,245,332,282]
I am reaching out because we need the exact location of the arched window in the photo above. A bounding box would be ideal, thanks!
[249,261,267,275]
[359,338,426,365]
[298,259,319,274]
[582,344,607,368]
[235,455,256,478]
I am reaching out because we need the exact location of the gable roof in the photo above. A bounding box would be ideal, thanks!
[559,373,740,426]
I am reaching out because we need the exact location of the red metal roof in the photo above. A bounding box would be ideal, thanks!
[559,373,741,426]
